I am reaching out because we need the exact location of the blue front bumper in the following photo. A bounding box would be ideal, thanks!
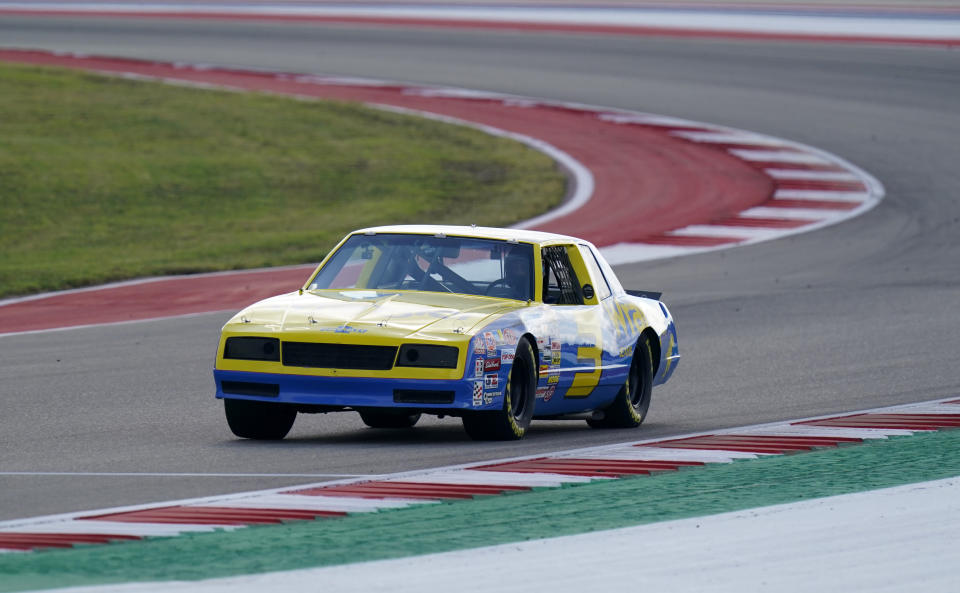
[213,369,488,410]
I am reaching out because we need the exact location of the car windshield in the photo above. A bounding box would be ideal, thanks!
[308,233,534,301]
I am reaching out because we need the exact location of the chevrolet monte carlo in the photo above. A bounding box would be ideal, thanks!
[214,225,679,440]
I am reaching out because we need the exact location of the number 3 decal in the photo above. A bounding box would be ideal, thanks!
[567,340,601,398]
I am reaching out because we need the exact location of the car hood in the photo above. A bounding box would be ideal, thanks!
[223,289,526,340]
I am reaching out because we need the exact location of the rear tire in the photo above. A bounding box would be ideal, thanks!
[224,398,296,440]
[587,334,654,429]
[463,337,537,440]
[359,410,421,429]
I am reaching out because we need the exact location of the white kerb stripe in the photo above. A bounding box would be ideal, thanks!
[599,243,704,265]
[387,470,594,487]
[0,521,240,537]
[729,149,831,164]
[739,206,845,220]
[765,169,860,181]
[578,447,767,463]
[190,495,428,512]
[729,426,915,439]
[665,225,780,240]
[670,131,786,146]
[773,189,868,202]
[597,112,709,128]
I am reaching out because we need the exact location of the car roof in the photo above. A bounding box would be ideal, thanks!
[353,225,587,246]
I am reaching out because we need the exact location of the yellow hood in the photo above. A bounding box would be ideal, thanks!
[224,289,525,340]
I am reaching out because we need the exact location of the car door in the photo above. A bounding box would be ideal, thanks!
[537,244,621,411]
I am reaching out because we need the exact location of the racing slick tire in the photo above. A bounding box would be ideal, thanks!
[224,398,297,440]
[462,337,537,441]
[587,334,654,429]
[359,410,422,428]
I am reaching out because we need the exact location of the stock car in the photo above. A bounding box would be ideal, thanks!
[214,225,679,440]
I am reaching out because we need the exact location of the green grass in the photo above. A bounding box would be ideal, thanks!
[0,63,566,298]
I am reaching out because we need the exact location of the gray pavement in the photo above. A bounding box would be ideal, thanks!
[1,16,959,520]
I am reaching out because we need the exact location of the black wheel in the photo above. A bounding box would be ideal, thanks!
[224,398,297,440]
[587,334,654,429]
[462,337,537,440]
[359,410,421,428]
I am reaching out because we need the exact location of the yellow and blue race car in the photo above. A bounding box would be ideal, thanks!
[214,225,679,440]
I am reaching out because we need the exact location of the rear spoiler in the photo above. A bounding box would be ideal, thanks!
[625,290,662,301]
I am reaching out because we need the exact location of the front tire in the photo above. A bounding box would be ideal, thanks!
[462,337,537,440]
[224,398,297,440]
[359,410,421,429]
[587,334,654,429]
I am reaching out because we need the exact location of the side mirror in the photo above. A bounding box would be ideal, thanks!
[582,284,595,300]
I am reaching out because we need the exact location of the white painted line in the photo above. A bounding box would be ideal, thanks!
[190,495,427,512]
[765,169,860,181]
[665,225,779,240]
[773,189,869,202]
[729,149,831,164]
[738,206,842,220]
[669,131,785,146]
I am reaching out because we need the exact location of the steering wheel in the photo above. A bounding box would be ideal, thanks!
[485,278,514,297]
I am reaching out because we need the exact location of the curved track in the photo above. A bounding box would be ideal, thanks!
[1,15,959,520]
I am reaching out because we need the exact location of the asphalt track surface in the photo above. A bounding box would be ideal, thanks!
[1,15,959,521]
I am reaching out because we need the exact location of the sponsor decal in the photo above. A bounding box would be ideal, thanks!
[484,373,499,390]
[536,336,547,348]
[317,326,368,334]
[484,331,497,354]
[619,344,634,359]
[472,381,483,407]
[551,340,561,351]
[483,392,498,405]
[474,358,485,377]
[475,336,487,357]
[536,385,556,402]
[502,328,517,344]
[551,351,561,366]
[501,348,515,364]
[542,348,552,362]
[540,363,550,373]
[547,374,559,384]
[484,357,501,372]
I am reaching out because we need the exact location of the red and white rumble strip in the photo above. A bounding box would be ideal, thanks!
[2,397,957,553]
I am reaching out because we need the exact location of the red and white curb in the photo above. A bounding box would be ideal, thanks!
[1,2,958,46]
[0,50,884,334]
[2,397,957,553]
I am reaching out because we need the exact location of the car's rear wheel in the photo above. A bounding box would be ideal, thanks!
[462,337,537,440]
[359,410,421,429]
[224,398,297,440]
[587,334,654,429]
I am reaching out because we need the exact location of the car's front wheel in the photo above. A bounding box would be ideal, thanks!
[462,337,537,440]
[587,334,654,429]
[224,398,297,440]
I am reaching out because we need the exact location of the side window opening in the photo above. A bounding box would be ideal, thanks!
[541,245,583,305]
[578,244,612,301]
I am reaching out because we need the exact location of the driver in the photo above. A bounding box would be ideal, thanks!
[498,249,532,300]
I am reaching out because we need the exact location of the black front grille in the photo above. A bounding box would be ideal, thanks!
[282,342,398,370]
